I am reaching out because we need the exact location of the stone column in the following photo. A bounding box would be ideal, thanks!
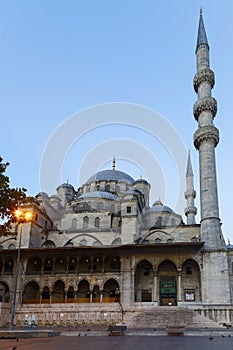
[131,270,135,302]
[153,270,158,302]
[177,268,182,302]
[74,291,77,303]
[90,291,93,303]
[100,290,103,303]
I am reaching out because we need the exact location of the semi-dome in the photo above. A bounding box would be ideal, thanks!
[78,191,119,201]
[85,169,135,185]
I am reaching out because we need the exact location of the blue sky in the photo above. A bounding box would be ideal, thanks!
[1,1,233,241]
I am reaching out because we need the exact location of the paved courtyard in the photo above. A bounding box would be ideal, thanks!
[1,336,233,350]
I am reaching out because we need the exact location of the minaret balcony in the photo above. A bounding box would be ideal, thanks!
[193,96,217,120]
[193,68,215,93]
[194,125,219,149]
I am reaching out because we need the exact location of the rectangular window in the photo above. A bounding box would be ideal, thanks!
[126,206,131,213]
[184,289,195,301]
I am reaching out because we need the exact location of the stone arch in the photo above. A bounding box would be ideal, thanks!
[0,281,9,302]
[52,280,65,303]
[103,279,120,303]
[135,260,153,302]
[158,260,178,306]
[142,230,173,244]
[77,279,90,303]
[41,240,56,248]
[26,257,42,275]
[181,259,201,302]
[22,281,40,304]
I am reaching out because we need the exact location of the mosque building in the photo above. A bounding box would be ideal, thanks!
[1,11,233,328]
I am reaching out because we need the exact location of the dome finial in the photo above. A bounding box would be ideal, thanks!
[112,156,116,170]
[200,6,203,15]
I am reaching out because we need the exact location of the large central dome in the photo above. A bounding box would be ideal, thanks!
[85,169,135,185]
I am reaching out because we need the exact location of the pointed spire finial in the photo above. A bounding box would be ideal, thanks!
[186,150,194,177]
[196,8,209,53]
[112,156,116,171]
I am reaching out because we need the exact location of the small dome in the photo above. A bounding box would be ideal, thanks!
[147,199,174,214]
[57,183,74,190]
[85,169,134,185]
[78,191,119,201]
[36,192,49,198]
[134,178,149,185]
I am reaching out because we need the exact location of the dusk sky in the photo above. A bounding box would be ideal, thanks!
[1,1,233,241]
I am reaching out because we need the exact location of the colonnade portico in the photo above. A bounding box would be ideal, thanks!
[134,258,201,305]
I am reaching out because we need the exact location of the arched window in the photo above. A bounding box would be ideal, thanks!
[96,185,100,191]
[105,184,110,192]
[97,202,104,211]
[116,185,120,193]
[72,218,77,229]
[83,216,88,228]
[95,217,100,228]
[8,244,16,249]
[80,239,87,246]
[155,238,161,244]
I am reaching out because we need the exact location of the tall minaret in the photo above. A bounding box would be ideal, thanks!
[184,151,197,225]
[193,9,225,249]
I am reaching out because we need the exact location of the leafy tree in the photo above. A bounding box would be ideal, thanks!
[0,156,30,235]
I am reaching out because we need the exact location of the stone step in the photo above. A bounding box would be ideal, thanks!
[122,307,221,328]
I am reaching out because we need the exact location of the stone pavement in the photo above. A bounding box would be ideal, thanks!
[1,335,233,350]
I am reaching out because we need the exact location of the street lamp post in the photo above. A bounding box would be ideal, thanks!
[9,209,32,331]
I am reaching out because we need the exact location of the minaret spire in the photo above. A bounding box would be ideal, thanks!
[193,11,224,249]
[196,8,209,53]
[184,151,197,225]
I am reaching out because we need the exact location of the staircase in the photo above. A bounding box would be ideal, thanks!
[123,306,222,328]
